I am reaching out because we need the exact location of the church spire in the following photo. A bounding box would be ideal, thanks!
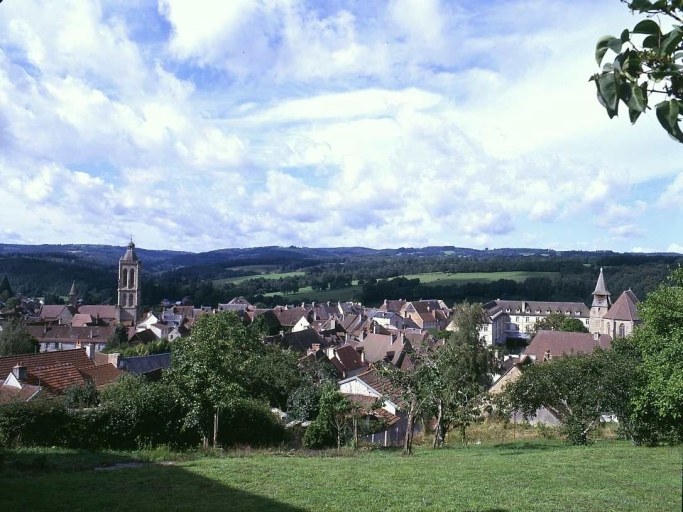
[589,267,611,334]
[593,267,609,296]
[68,281,77,306]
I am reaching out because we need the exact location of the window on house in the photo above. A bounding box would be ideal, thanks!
[618,323,625,338]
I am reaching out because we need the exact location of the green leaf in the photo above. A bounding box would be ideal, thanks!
[661,27,683,55]
[655,100,683,143]
[627,83,647,123]
[632,19,661,36]
[595,36,618,65]
[628,0,653,11]
[621,29,630,43]
[643,35,660,49]
[596,72,620,118]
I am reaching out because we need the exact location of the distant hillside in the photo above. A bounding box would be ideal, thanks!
[0,243,679,306]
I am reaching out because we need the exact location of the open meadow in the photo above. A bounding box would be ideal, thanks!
[2,440,680,512]
[399,271,559,287]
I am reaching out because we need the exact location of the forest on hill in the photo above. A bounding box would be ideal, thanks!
[0,244,679,308]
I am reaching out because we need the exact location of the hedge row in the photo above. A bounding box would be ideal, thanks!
[0,379,285,450]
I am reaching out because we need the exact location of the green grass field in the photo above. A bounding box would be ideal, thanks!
[2,441,680,511]
[400,271,559,287]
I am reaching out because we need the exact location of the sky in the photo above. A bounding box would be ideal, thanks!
[0,0,681,253]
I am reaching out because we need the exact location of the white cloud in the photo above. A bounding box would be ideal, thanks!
[0,0,680,252]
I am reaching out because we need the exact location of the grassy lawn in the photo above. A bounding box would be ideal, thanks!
[401,271,558,287]
[1,441,680,511]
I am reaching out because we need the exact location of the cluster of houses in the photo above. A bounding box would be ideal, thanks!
[0,243,642,444]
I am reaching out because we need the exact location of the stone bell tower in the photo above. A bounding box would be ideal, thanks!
[116,239,141,325]
[589,267,611,335]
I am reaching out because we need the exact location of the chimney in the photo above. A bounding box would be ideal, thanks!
[12,364,27,382]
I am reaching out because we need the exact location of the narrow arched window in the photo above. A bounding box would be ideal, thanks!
[618,323,625,338]
[128,293,134,307]
[606,322,611,334]
[122,269,128,288]
[129,269,135,289]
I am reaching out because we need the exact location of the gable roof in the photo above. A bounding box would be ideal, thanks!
[282,328,326,352]
[0,381,42,403]
[523,330,612,360]
[349,368,405,408]
[603,290,640,322]
[38,304,73,320]
[0,348,93,378]
[29,362,86,391]
[273,306,310,327]
[330,344,367,376]
[71,313,94,327]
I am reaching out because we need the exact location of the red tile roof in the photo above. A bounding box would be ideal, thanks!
[0,348,93,378]
[352,368,405,407]
[523,330,612,360]
[79,364,124,387]
[344,394,401,426]
[0,383,42,403]
[29,363,86,391]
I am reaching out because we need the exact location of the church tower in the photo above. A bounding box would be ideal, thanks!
[589,267,611,335]
[116,240,141,325]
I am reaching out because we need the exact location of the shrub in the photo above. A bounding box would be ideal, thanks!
[0,400,71,447]
[217,399,286,448]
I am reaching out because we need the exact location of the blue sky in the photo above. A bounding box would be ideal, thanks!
[0,0,681,253]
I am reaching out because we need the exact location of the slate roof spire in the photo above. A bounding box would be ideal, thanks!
[591,267,611,308]
[121,238,139,262]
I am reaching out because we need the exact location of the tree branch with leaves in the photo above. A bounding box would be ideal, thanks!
[592,0,683,142]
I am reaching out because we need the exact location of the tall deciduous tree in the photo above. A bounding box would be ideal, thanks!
[0,318,39,356]
[614,267,683,444]
[432,302,493,447]
[592,1,683,142]
[380,302,492,453]
[167,312,271,447]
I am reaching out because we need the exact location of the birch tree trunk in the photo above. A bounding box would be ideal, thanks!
[433,399,443,449]
[403,398,417,455]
